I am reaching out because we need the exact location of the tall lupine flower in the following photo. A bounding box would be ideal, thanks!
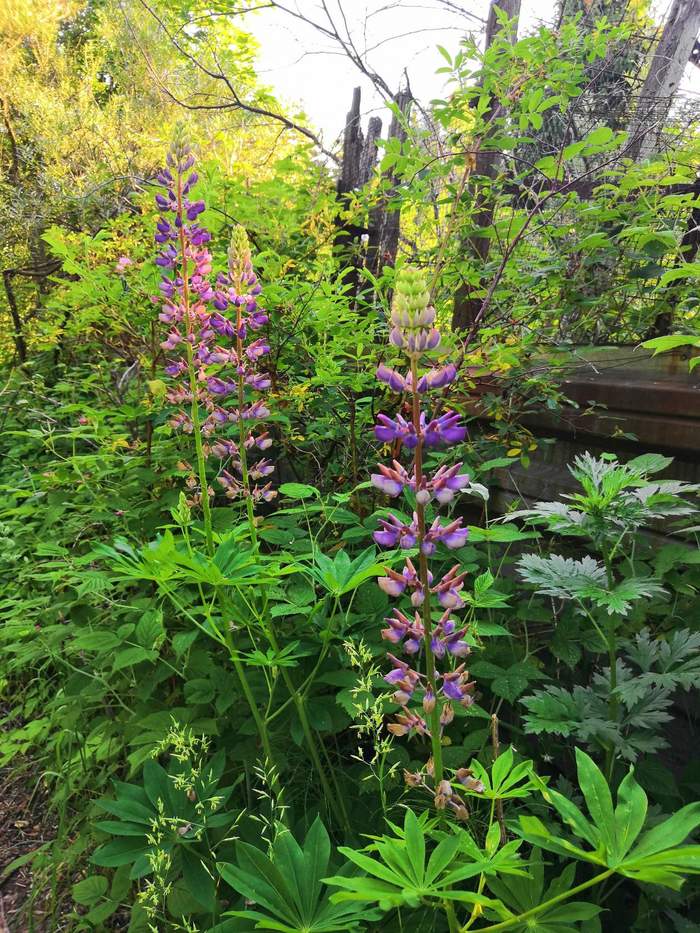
[154,133,275,554]
[371,267,476,814]
[152,134,289,813]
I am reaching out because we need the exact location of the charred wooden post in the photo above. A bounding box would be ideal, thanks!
[336,85,413,309]
[335,87,382,302]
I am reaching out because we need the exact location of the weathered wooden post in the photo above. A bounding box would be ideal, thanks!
[335,85,413,308]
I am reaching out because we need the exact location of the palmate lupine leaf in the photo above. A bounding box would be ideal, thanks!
[461,747,541,801]
[485,850,602,932]
[324,809,520,913]
[521,749,700,890]
[218,818,381,932]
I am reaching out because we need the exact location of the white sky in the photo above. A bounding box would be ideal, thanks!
[244,0,700,146]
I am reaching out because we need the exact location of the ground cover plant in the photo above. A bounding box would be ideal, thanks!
[1,1,700,931]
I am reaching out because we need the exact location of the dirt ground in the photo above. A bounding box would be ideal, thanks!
[0,764,55,932]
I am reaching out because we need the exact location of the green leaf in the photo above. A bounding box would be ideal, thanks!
[469,525,537,543]
[613,767,648,861]
[172,630,199,657]
[96,795,154,825]
[625,803,700,862]
[142,760,172,811]
[403,809,426,886]
[279,483,319,500]
[538,785,599,849]
[574,748,616,858]
[94,820,149,837]
[72,875,108,906]
[91,838,151,868]
[337,846,404,887]
[112,646,157,671]
[135,610,165,650]
[182,848,217,912]
[518,815,593,863]
[657,265,700,288]
[72,631,120,653]
[219,845,298,925]
[185,678,216,705]
[583,126,613,147]
[84,898,119,924]
[425,835,460,885]
[300,817,331,920]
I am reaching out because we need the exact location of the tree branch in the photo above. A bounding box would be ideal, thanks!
[127,0,339,162]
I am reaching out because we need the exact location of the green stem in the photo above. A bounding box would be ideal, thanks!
[601,547,618,781]
[466,868,614,932]
[271,628,351,830]
[186,343,214,557]
[462,797,496,931]
[266,642,330,722]
[445,900,460,933]
[410,355,443,781]
[220,620,286,819]
[232,299,349,830]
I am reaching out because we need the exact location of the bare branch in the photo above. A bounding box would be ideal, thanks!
[126,0,339,162]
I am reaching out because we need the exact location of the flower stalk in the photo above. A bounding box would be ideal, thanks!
[371,266,477,810]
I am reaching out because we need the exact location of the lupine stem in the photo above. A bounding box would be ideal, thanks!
[410,354,444,782]
[602,546,618,782]
[445,900,461,933]
[232,298,350,831]
[176,177,214,557]
[490,714,506,845]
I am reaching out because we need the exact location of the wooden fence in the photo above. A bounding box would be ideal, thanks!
[476,347,700,518]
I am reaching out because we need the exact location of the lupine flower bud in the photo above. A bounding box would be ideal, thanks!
[452,803,470,821]
[404,770,424,787]
[437,779,453,798]
[390,267,434,354]
[388,707,422,736]
[456,768,485,793]
[376,364,407,392]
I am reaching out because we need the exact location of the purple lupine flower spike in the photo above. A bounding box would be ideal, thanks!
[370,265,480,807]
[155,136,276,510]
